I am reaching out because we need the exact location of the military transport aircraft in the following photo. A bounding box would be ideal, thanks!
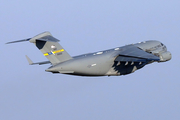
[6,32,172,76]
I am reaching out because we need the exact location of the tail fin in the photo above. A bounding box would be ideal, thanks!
[7,32,72,65]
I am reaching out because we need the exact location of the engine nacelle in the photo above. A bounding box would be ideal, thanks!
[159,51,172,62]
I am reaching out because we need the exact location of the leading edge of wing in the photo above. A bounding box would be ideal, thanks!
[115,55,159,62]
[114,45,160,62]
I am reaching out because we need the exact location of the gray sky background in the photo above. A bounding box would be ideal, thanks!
[1,0,180,120]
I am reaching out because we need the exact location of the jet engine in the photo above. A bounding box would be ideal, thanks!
[159,51,172,62]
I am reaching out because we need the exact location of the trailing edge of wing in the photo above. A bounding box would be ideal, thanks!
[25,55,51,65]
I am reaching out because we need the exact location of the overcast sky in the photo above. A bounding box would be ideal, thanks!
[1,0,180,120]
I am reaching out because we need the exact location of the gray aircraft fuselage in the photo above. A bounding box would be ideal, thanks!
[46,41,171,76]
[6,32,172,77]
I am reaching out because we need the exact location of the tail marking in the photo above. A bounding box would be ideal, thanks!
[44,49,64,56]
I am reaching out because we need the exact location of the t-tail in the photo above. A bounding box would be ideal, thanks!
[6,32,72,65]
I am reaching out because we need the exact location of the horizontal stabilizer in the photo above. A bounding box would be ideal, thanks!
[6,38,31,44]
[36,37,60,42]
[29,32,60,43]
[26,55,33,65]
[25,55,51,65]
[6,32,60,44]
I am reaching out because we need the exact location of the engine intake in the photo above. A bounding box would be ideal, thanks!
[159,51,172,62]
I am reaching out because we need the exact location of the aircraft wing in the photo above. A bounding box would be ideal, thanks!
[115,45,160,62]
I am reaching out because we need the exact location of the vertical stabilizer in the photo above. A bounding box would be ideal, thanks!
[29,32,72,65]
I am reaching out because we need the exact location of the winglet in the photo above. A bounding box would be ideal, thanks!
[25,55,33,65]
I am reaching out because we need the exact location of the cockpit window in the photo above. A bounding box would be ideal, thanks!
[161,43,164,46]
